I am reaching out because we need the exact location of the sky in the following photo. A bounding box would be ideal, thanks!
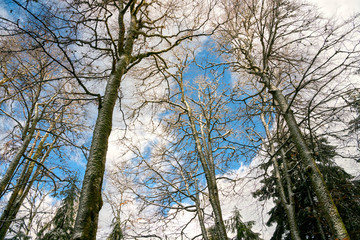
[316,0,360,19]
[96,0,360,239]
[308,0,360,175]
[0,0,359,239]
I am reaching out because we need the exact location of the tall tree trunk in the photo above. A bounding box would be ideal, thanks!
[72,58,130,240]
[182,100,228,240]
[194,183,210,240]
[0,123,56,239]
[280,149,301,240]
[207,179,227,240]
[0,105,40,198]
[260,113,301,240]
[72,9,138,239]
[266,81,350,240]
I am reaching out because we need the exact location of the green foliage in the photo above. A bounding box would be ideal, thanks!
[227,209,262,240]
[206,209,262,240]
[254,138,360,239]
[349,94,360,133]
[36,178,79,240]
[107,220,123,240]
[207,226,220,240]
[5,231,31,240]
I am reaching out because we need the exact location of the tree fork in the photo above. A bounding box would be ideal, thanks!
[72,56,131,240]
[72,5,138,238]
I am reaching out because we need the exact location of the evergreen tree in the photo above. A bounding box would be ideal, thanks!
[349,93,360,160]
[206,209,262,240]
[5,231,31,240]
[254,138,360,239]
[349,94,360,134]
[37,178,79,240]
[107,219,123,240]
[227,210,262,240]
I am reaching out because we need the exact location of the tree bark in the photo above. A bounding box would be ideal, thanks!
[0,105,40,198]
[72,58,131,240]
[72,9,138,239]
[280,149,302,240]
[182,100,228,240]
[194,184,210,240]
[260,112,301,240]
[0,120,57,239]
[267,81,350,240]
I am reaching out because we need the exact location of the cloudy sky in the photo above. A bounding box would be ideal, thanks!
[95,0,360,239]
[316,0,360,18]
[0,0,359,239]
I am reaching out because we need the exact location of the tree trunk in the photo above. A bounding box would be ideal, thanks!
[182,100,228,240]
[0,124,56,239]
[72,59,129,240]
[72,11,138,239]
[207,180,228,240]
[0,106,39,198]
[194,184,210,240]
[260,113,301,240]
[280,149,302,240]
[267,81,350,240]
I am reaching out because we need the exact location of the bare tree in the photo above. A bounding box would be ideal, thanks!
[1,0,215,238]
[0,34,88,238]
[117,48,252,239]
[217,0,360,238]
[67,1,212,238]
[3,179,55,239]
[258,98,301,240]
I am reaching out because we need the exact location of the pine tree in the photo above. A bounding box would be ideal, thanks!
[106,219,123,240]
[349,94,360,134]
[227,209,262,240]
[254,138,360,239]
[206,209,262,240]
[37,179,79,240]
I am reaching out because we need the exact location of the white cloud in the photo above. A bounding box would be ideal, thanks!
[97,1,360,239]
[313,0,360,19]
